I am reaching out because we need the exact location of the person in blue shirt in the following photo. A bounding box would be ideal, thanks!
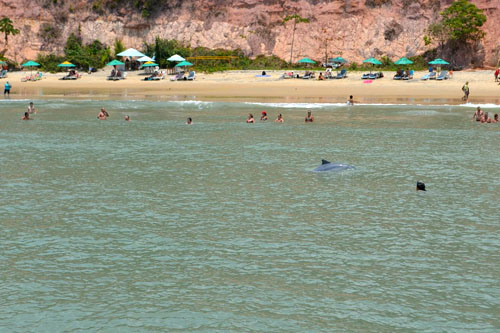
[4,81,11,95]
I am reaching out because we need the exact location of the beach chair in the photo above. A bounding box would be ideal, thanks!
[302,71,313,79]
[421,73,431,80]
[402,70,414,80]
[428,72,437,80]
[170,72,184,81]
[187,71,195,80]
[107,70,117,80]
[393,71,403,80]
[335,69,347,79]
[436,71,449,80]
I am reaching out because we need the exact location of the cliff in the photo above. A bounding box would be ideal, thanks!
[2,0,500,66]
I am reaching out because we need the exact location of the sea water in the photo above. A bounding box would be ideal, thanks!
[0,99,499,331]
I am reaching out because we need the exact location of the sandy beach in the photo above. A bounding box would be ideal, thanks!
[2,69,500,104]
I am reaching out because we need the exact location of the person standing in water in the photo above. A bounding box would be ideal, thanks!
[347,95,356,105]
[28,102,36,114]
[305,111,314,122]
[186,117,193,125]
[21,112,31,120]
[462,82,469,102]
[260,111,268,121]
[4,81,11,96]
[246,113,255,123]
[275,113,284,123]
[97,109,107,120]
[125,115,130,121]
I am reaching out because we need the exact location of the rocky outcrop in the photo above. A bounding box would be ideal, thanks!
[1,0,500,66]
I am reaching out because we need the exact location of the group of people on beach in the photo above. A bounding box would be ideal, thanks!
[473,107,498,123]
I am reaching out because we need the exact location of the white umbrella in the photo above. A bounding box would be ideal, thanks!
[137,56,154,62]
[117,48,146,57]
[167,54,185,62]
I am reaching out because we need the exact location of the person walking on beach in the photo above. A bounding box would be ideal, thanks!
[462,82,469,102]
[4,81,11,96]
[27,102,36,114]
[495,68,499,82]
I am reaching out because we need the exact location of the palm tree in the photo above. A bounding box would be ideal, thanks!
[283,14,310,64]
[0,17,20,46]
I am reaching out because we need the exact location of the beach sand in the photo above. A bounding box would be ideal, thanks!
[2,69,499,104]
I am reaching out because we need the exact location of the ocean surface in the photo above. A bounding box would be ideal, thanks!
[0,99,499,332]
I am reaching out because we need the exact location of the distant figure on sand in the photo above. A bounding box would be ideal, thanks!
[275,113,284,123]
[305,111,314,122]
[21,112,31,120]
[495,68,499,82]
[97,109,107,120]
[125,115,130,121]
[246,113,255,123]
[4,81,11,96]
[28,102,36,114]
[260,111,268,121]
[186,117,193,125]
[462,82,469,102]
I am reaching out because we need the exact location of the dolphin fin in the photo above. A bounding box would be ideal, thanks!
[321,159,331,165]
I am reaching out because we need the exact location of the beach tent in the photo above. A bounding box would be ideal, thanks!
[362,58,382,73]
[21,60,41,77]
[167,54,185,62]
[117,48,146,58]
[137,56,154,62]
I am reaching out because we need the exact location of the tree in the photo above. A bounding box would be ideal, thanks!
[114,39,125,58]
[423,22,450,53]
[283,14,309,64]
[0,17,20,45]
[440,0,486,42]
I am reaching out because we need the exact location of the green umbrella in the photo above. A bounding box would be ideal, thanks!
[175,61,193,67]
[428,58,449,65]
[363,58,382,65]
[394,57,413,65]
[298,57,316,64]
[22,60,40,67]
[141,62,159,67]
[0,60,6,65]
[107,59,125,66]
[331,57,347,63]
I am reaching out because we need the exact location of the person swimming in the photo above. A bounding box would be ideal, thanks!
[260,111,268,121]
[27,102,36,114]
[97,109,107,120]
[275,113,284,123]
[125,115,130,121]
[186,117,193,125]
[494,114,499,123]
[21,112,31,120]
[305,111,314,122]
[416,182,426,191]
[101,108,109,117]
[246,113,255,123]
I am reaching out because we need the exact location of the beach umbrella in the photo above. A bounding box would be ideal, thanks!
[298,57,316,64]
[57,61,76,68]
[363,58,382,73]
[167,54,185,62]
[0,60,6,64]
[107,59,125,66]
[141,62,159,67]
[175,61,193,67]
[116,48,146,58]
[428,58,449,65]
[137,56,154,62]
[331,56,347,63]
[394,57,414,65]
[21,60,41,77]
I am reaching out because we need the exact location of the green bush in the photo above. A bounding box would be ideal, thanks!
[64,33,112,69]
[35,53,66,73]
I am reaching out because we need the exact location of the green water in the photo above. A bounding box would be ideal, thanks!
[1,99,499,331]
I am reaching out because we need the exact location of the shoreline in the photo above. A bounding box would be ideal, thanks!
[2,69,500,105]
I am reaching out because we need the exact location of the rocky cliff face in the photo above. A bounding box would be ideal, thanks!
[2,0,500,66]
